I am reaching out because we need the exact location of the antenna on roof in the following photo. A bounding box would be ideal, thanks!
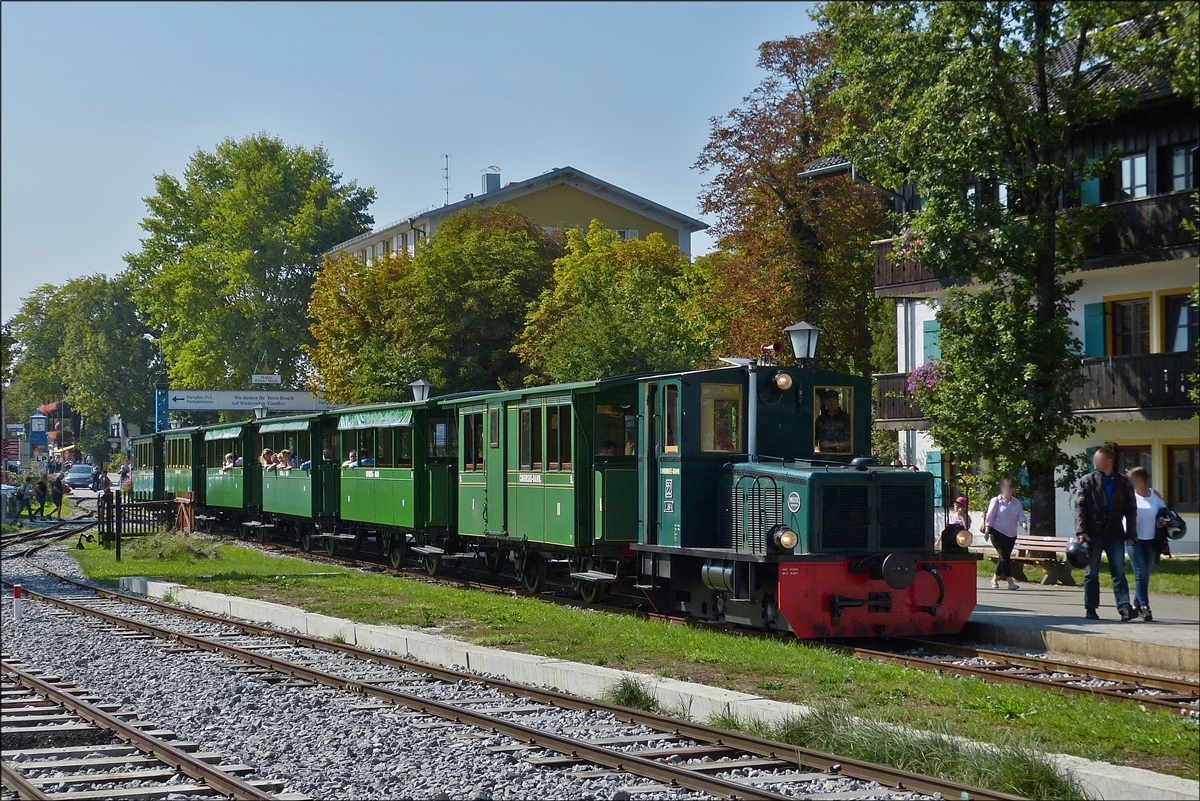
[442,155,450,206]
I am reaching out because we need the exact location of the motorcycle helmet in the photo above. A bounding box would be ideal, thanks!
[1157,507,1187,540]
[1065,539,1092,570]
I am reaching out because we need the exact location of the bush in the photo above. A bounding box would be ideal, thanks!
[127,532,221,561]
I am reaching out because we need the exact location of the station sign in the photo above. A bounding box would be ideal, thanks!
[166,389,334,412]
[251,373,283,384]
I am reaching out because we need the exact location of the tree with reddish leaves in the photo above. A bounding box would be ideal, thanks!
[693,34,890,376]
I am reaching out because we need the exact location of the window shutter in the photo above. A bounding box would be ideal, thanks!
[922,320,941,363]
[1083,303,1106,357]
[926,450,943,507]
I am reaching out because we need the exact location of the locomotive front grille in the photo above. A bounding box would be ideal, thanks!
[821,484,869,550]
[725,478,782,553]
[879,485,929,550]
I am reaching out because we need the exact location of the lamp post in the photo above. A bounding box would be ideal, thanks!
[409,379,432,402]
[784,322,820,368]
[253,405,268,421]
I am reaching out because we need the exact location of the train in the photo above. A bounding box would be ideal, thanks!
[131,355,978,638]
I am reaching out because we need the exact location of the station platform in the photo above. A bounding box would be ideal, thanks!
[962,576,1199,677]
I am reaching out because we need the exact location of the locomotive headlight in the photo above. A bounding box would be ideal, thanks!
[773,371,794,391]
[955,529,972,549]
[774,528,798,550]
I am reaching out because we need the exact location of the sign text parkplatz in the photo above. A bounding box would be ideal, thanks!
[166,390,333,412]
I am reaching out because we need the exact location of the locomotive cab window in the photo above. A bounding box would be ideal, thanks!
[596,404,636,457]
[663,386,679,453]
[700,384,742,453]
[814,386,853,455]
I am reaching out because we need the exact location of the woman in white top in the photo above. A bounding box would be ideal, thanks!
[1124,466,1166,622]
[983,478,1028,590]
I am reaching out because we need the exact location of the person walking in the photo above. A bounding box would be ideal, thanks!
[1124,466,1167,622]
[1074,447,1137,621]
[33,475,49,520]
[50,472,66,520]
[983,478,1027,590]
[16,477,34,523]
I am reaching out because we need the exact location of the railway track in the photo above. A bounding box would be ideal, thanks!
[209,528,1200,717]
[1,657,295,801]
[6,547,1018,801]
[0,521,94,554]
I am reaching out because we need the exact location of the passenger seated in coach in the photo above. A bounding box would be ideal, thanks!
[599,440,619,456]
[278,449,296,471]
[261,448,278,472]
[234,456,243,466]
[358,450,375,467]
[341,450,358,468]
[220,453,235,473]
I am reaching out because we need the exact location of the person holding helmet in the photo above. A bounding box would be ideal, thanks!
[1074,447,1137,621]
[1123,466,1166,622]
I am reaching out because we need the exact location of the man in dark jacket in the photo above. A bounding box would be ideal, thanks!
[1074,447,1136,621]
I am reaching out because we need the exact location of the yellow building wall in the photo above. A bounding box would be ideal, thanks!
[502,184,681,247]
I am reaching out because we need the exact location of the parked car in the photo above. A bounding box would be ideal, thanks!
[64,464,95,489]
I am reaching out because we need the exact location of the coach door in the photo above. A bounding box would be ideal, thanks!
[485,404,507,536]
[640,382,659,544]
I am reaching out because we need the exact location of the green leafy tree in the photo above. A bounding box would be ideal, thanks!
[820,1,1185,533]
[306,205,561,397]
[305,250,420,404]
[124,133,374,390]
[7,276,157,427]
[517,222,707,384]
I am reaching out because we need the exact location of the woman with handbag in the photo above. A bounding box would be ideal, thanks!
[983,477,1028,590]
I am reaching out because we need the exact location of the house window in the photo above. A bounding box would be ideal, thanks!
[1111,299,1150,355]
[1164,295,1198,353]
[1170,145,1195,191]
[1167,445,1199,512]
[1119,153,1147,200]
[614,229,639,241]
[380,240,391,256]
[1114,444,1152,476]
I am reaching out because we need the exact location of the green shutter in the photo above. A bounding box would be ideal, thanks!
[922,320,941,363]
[926,450,944,507]
[1083,303,1106,357]
[1081,158,1100,206]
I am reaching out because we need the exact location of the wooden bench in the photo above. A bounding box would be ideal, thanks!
[992,535,1075,586]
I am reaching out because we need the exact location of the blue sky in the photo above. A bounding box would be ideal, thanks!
[1,2,817,322]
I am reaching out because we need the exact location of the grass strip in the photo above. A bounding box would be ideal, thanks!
[69,539,1200,785]
[976,553,1198,595]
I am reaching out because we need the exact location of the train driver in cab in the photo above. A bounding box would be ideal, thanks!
[814,389,852,454]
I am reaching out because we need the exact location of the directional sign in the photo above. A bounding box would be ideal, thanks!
[251,373,283,384]
[166,390,334,412]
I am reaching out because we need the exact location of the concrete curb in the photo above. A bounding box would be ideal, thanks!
[119,577,1200,801]
[963,621,1199,675]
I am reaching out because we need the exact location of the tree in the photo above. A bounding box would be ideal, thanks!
[124,133,374,390]
[694,34,890,375]
[305,250,420,405]
[305,205,561,397]
[6,275,157,437]
[820,1,1185,533]
[517,223,707,384]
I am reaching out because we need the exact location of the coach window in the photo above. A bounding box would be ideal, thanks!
[428,418,455,459]
[519,407,543,470]
[664,386,679,454]
[374,428,393,468]
[395,428,413,467]
[463,412,484,471]
[814,386,854,455]
[700,384,742,453]
[488,408,500,448]
[546,405,571,470]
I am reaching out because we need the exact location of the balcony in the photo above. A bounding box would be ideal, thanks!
[875,351,1198,428]
[873,191,1198,296]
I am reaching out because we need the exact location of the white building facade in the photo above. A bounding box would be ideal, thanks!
[873,93,1198,554]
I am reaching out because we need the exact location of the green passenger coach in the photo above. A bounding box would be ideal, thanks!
[162,427,204,502]
[131,433,162,500]
[203,423,256,513]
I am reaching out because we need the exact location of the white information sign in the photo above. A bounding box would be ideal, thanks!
[166,390,334,412]
[251,374,283,384]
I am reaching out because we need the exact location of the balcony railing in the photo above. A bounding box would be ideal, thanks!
[1071,351,1196,417]
[873,191,1198,295]
[876,351,1197,425]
